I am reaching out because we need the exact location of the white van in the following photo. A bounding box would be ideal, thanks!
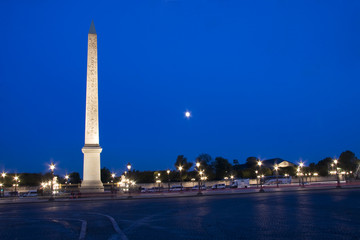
[24,190,38,197]
[231,179,250,188]
[170,185,183,191]
[212,184,226,189]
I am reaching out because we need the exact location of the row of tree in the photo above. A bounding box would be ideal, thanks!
[2,151,359,186]
[101,150,360,184]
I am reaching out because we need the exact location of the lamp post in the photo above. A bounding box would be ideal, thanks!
[13,176,19,194]
[157,173,161,192]
[255,170,258,188]
[258,161,264,192]
[196,162,202,195]
[334,159,341,188]
[274,165,279,188]
[49,163,55,201]
[299,162,304,187]
[167,169,170,191]
[178,166,183,191]
[111,173,115,195]
[127,163,132,197]
[65,174,69,192]
[1,172,5,197]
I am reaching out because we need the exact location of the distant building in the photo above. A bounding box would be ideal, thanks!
[262,158,296,168]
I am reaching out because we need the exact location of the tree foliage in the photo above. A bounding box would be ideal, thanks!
[101,167,111,183]
[212,157,232,180]
[69,172,81,184]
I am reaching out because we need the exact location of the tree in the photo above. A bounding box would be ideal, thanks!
[196,153,214,180]
[196,153,212,167]
[14,173,42,186]
[338,150,359,171]
[69,172,81,184]
[212,157,232,180]
[245,157,258,169]
[175,155,193,171]
[281,166,297,176]
[101,167,111,183]
[316,157,332,176]
[175,155,193,181]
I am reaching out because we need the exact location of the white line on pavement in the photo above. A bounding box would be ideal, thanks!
[50,218,87,240]
[94,213,129,240]
[79,220,87,240]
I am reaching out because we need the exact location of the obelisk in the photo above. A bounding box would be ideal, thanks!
[80,21,104,192]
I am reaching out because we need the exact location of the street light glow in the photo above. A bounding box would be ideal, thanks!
[127,163,132,171]
[50,163,55,171]
[196,162,200,168]
[257,161,262,166]
[178,166,183,171]
[1,172,6,178]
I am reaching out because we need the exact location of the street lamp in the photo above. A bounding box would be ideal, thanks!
[274,165,279,188]
[257,161,264,192]
[299,162,304,187]
[65,174,69,192]
[157,172,161,192]
[49,163,55,201]
[178,166,183,190]
[13,176,19,193]
[111,173,116,195]
[255,170,258,188]
[196,162,202,195]
[334,159,341,188]
[127,163,132,197]
[167,169,170,191]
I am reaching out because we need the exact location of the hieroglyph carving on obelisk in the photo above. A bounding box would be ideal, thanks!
[81,21,104,192]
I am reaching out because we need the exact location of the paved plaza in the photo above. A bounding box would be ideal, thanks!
[0,188,359,240]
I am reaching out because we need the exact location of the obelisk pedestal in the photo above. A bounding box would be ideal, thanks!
[80,21,104,192]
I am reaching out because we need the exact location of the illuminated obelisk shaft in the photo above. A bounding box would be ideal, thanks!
[81,21,104,192]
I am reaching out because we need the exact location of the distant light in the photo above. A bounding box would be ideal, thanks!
[50,163,55,171]
[185,111,191,118]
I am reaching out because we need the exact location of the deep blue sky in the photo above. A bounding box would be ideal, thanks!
[1,0,360,176]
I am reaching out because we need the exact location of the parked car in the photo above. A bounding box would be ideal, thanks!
[148,187,164,192]
[170,185,183,191]
[192,185,206,190]
[212,184,226,189]
[139,187,147,193]
[23,190,38,197]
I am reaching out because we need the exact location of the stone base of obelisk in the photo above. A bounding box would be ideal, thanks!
[80,146,104,193]
[80,180,104,193]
